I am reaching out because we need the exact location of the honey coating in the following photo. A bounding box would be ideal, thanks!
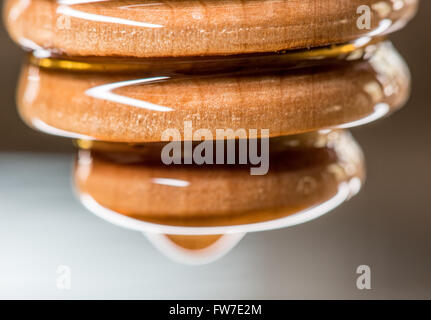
[4,0,418,58]
[17,41,410,142]
[3,0,418,266]
[74,130,365,228]
[28,39,383,74]
[144,233,245,264]
[165,234,223,250]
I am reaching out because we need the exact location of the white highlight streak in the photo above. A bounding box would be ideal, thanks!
[337,103,390,129]
[32,119,95,140]
[152,178,190,188]
[57,5,164,28]
[79,181,352,235]
[85,77,172,112]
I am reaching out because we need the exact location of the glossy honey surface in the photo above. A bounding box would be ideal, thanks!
[74,130,365,234]
[4,0,419,57]
[17,41,410,142]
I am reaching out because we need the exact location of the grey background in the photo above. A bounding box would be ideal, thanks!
[0,2,430,299]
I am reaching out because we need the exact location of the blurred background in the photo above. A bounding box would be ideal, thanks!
[0,2,430,299]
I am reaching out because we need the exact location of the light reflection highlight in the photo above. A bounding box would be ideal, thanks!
[57,4,164,29]
[85,77,172,112]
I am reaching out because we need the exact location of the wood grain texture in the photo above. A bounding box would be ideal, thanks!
[17,42,410,142]
[4,0,418,57]
[74,131,365,226]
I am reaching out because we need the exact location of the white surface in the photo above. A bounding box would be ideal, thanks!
[0,153,430,299]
